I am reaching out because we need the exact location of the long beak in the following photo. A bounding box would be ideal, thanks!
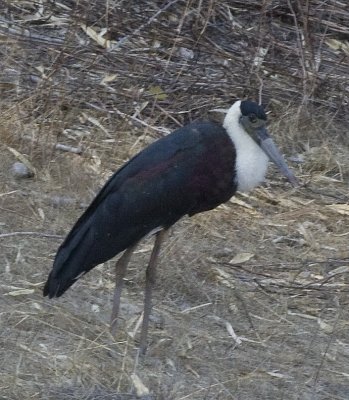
[257,127,299,187]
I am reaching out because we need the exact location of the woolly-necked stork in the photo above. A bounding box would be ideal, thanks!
[44,100,298,353]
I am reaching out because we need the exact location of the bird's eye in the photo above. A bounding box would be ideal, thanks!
[249,114,257,123]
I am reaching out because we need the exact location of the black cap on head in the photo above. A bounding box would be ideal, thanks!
[240,100,267,120]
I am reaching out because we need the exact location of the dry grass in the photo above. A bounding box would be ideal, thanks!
[1,1,349,399]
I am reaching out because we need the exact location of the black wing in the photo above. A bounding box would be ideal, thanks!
[43,122,236,297]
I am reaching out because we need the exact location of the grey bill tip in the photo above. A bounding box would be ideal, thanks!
[260,137,299,188]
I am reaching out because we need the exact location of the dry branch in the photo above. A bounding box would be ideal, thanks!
[0,231,63,239]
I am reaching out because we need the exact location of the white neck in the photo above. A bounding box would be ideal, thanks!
[223,101,269,192]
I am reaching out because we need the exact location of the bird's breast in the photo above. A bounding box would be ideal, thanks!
[235,140,269,192]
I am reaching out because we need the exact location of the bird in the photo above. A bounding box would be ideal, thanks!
[43,99,298,353]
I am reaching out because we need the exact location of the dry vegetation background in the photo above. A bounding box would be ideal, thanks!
[0,1,349,399]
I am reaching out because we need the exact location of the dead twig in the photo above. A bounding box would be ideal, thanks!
[0,232,63,239]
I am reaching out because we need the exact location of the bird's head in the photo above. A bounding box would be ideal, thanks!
[225,100,299,188]
[239,100,267,137]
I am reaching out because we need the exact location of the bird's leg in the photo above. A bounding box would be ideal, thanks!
[110,243,138,336]
[139,229,167,354]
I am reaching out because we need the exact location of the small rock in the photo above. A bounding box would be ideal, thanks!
[50,195,76,208]
[10,162,34,179]
[178,47,194,60]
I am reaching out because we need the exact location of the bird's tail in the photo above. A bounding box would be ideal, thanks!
[43,218,96,298]
[43,269,80,298]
